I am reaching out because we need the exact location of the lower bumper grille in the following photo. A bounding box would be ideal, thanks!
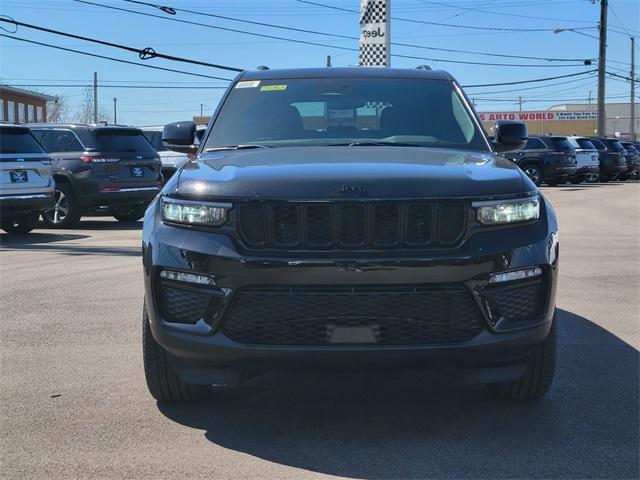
[221,285,484,346]
[483,282,546,322]
[158,284,217,324]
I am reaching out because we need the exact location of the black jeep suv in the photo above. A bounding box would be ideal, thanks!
[29,124,162,227]
[142,68,559,403]
[589,137,629,181]
[503,135,577,186]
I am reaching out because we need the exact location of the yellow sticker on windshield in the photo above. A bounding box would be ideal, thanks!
[260,84,287,92]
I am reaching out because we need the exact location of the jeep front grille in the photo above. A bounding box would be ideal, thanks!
[221,285,484,346]
[237,201,467,250]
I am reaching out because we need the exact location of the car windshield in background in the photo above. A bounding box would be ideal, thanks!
[206,77,487,151]
[544,137,573,150]
[94,130,156,154]
[0,130,45,155]
[576,138,596,150]
[142,131,166,152]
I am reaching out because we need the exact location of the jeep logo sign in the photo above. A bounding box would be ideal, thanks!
[359,0,390,67]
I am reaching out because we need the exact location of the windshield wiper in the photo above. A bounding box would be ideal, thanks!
[328,141,421,147]
[205,144,271,152]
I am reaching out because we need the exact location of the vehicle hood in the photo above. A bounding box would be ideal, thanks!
[174,146,531,200]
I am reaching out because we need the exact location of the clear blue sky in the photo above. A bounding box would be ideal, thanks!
[1,0,638,125]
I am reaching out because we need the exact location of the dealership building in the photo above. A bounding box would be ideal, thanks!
[480,102,639,139]
[0,85,57,124]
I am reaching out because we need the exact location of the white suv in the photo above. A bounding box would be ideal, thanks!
[566,136,600,183]
[0,125,54,234]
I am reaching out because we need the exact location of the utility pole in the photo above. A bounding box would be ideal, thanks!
[113,97,117,125]
[631,36,635,141]
[93,71,98,123]
[326,55,332,67]
[200,103,204,116]
[597,0,607,136]
[518,96,523,112]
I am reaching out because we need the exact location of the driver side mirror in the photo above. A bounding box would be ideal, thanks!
[163,121,198,154]
[493,120,528,152]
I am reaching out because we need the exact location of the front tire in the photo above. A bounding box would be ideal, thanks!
[1,211,39,234]
[112,204,147,222]
[41,183,81,228]
[488,316,557,401]
[142,304,209,402]
[521,164,542,187]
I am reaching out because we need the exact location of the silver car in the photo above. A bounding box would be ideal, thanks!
[566,136,600,183]
[0,124,54,234]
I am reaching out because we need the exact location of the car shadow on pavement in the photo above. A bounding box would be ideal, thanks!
[64,219,143,231]
[0,232,89,245]
[158,309,639,479]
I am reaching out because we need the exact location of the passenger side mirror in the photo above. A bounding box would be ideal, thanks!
[163,121,198,154]
[493,121,528,152]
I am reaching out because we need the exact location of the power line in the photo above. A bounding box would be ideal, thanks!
[470,73,599,95]
[120,0,593,63]
[0,34,234,81]
[462,69,597,88]
[70,0,591,68]
[295,0,596,31]
[0,17,244,73]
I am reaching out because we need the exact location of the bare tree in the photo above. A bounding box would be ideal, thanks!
[46,96,68,123]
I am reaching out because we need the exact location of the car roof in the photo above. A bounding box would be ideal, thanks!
[26,123,142,131]
[239,67,456,82]
[0,124,31,133]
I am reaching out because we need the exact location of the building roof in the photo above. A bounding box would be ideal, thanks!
[0,85,57,102]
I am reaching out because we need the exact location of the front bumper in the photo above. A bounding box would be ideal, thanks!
[0,192,54,214]
[142,197,559,385]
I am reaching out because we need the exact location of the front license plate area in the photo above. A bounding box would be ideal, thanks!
[327,325,378,344]
[10,170,29,183]
[131,167,144,177]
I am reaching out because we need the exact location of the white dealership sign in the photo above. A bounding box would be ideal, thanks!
[479,111,599,121]
[359,0,390,67]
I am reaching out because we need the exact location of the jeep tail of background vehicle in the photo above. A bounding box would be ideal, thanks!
[566,136,600,183]
[0,125,54,234]
[590,137,629,182]
[620,142,640,180]
[503,135,577,186]
[29,124,162,227]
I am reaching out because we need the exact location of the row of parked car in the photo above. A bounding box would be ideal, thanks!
[0,122,637,234]
[0,122,206,234]
[503,135,640,186]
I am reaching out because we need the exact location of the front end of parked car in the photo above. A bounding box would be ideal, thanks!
[142,148,559,390]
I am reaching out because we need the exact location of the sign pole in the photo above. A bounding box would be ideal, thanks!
[359,0,390,67]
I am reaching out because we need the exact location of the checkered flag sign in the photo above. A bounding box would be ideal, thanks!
[359,0,390,67]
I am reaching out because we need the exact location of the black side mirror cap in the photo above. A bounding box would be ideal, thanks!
[162,121,198,154]
[493,120,528,152]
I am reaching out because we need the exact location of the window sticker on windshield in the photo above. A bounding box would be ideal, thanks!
[260,84,287,92]
[235,80,260,89]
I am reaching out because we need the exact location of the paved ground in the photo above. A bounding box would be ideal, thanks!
[1,182,638,480]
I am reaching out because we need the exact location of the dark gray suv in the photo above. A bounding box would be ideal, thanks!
[29,124,162,227]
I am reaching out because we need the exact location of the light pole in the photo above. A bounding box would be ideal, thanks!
[113,97,117,125]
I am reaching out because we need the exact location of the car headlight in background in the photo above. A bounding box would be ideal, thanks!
[473,196,540,225]
[161,197,232,226]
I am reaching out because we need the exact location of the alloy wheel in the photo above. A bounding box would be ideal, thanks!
[524,166,540,185]
[44,189,69,224]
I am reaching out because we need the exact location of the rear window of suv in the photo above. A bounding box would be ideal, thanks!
[576,138,596,150]
[542,137,573,150]
[0,129,45,154]
[94,129,156,154]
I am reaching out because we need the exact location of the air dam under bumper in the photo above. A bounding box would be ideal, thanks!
[142,199,559,386]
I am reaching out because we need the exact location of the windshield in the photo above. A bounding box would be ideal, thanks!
[206,77,487,151]
[142,130,166,152]
[576,138,596,150]
[0,129,45,154]
[94,129,156,154]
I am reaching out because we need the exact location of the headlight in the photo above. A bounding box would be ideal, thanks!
[161,197,232,226]
[473,196,540,225]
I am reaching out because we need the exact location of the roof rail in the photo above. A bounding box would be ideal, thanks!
[255,65,270,70]
[416,65,432,70]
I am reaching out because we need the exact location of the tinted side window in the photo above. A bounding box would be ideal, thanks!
[525,138,544,149]
[36,130,84,153]
[590,139,606,150]
[576,138,596,150]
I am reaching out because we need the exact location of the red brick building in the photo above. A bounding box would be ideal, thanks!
[0,86,57,124]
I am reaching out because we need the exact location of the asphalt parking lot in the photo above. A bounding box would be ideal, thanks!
[1,182,638,480]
